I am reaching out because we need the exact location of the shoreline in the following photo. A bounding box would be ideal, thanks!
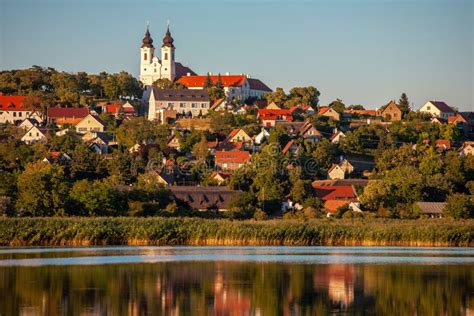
[0,217,472,247]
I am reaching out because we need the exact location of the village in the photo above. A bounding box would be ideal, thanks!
[0,26,473,219]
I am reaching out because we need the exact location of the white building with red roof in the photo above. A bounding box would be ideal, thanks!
[0,95,33,124]
[177,74,271,102]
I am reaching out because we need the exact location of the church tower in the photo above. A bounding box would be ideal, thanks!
[161,26,176,82]
[140,26,156,85]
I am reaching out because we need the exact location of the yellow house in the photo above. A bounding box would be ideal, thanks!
[226,128,252,143]
[266,101,281,110]
[76,114,106,134]
[328,164,345,180]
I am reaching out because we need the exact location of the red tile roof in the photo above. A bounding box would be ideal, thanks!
[258,109,294,121]
[48,107,89,119]
[447,113,467,124]
[227,128,241,140]
[105,104,120,114]
[312,185,358,201]
[324,200,352,213]
[435,139,451,150]
[0,95,28,111]
[177,75,247,88]
[318,106,331,115]
[215,151,251,164]
[282,140,295,154]
[346,109,377,117]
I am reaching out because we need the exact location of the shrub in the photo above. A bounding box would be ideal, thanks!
[443,194,474,219]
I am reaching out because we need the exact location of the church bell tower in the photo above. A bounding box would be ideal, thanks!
[140,26,155,85]
[161,26,176,82]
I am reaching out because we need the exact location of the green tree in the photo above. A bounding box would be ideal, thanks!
[192,135,209,161]
[284,86,320,107]
[70,179,126,216]
[264,87,287,106]
[443,194,474,219]
[398,93,410,117]
[152,78,186,90]
[16,162,70,216]
[328,99,345,113]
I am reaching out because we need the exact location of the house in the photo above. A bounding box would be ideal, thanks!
[215,151,251,170]
[82,131,110,154]
[299,122,322,143]
[282,140,299,155]
[312,184,359,214]
[312,179,370,188]
[215,141,244,151]
[266,102,281,110]
[275,121,306,136]
[378,100,402,122]
[419,101,455,119]
[75,114,106,134]
[459,141,474,157]
[176,74,272,102]
[147,87,211,121]
[170,186,241,211]
[254,128,270,145]
[167,134,181,151]
[150,170,175,186]
[21,126,48,144]
[0,95,32,124]
[415,202,445,218]
[226,128,252,143]
[42,152,72,165]
[323,201,362,215]
[257,109,294,127]
[210,171,232,185]
[19,118,39,130]
[328,164,345,180]
[330,130,346,144]
[345,109,378,118]
[121,102,136,116]
[318,106,340,121]
[48,106,89,126]
[301,105,316,116]
[434,139,451,152]
[102,103,121,116]
[209,98,229,112]
[448,112,474,133]
[55,128,73,137]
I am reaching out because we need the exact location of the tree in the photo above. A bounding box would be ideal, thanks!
[152,78,186,90]
[115,117,169,149]
[398,93,410,117]
[103,75,120,99]
[285,86,320,107]
[227,191,257,219]
[264,87,287,106]
[70,144,104,180]
[443,194,473,219]
[16,162,70,216]
[192,135,209,161]
[328,99,346,113]
[70,179,126,216]
[290,179,312,203]
[203,74,213,89]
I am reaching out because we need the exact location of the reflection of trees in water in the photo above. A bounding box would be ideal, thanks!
[0,263,472,315]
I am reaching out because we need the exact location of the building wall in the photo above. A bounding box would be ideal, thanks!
[0,110,32,124]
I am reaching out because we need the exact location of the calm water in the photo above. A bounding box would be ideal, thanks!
[0,246,473,315]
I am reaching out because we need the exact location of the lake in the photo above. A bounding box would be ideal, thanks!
[0,246,473,315]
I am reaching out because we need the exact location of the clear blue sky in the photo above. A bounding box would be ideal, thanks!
[1,0,473,110]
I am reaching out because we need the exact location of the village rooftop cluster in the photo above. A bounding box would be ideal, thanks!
[0,26,473,219]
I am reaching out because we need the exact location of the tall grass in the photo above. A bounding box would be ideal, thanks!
[0,217,472,247]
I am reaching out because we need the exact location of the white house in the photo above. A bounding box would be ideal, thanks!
[0,95,32,124]
[19,118,39,130]
[419,101,456,119]
[254,128,270,145]
[21,126,48,144]
[75,114,106,134]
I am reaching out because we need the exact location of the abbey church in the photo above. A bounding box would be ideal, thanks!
[139,26,272,103]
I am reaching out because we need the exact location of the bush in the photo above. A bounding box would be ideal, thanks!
[443,194,474,219]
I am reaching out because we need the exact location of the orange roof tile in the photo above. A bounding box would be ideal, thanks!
[0,95,28,111]
[215,151,251,164]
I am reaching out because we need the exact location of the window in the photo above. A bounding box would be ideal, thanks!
[144,53,147,60]
[78,127,87,132]
[165,53,168,60]
[144,68,147,71]
[13,112,16,117]
[192,103,197,108]
[168,102,174,108]
[201,103,207,108]
[36,132,39,136]
[19,112,22,117]
[427,106,431,110]
[180,103,185,108]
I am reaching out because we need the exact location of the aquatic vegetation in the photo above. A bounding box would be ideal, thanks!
[0,217,472,246]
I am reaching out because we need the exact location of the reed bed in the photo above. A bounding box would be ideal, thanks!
[0,217,472,247]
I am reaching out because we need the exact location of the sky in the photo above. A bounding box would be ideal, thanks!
[0,0,473,110]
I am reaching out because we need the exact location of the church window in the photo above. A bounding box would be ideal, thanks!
[154,69,157,73]
[165,53,168,60]
[144,68,147,71]
[165,68,167,71]
[144,53,147,60]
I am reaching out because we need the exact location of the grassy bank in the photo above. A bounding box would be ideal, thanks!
[0,217,472,247]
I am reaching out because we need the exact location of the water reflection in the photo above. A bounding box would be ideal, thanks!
[0,248,473,315]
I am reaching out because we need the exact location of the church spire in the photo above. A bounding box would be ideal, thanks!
[141,24,154,48]
[162,25,174,48]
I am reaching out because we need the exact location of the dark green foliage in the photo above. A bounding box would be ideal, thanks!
[443,194,474,219]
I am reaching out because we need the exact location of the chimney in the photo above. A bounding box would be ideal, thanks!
[225,72,230,76]
[186,72,191,76]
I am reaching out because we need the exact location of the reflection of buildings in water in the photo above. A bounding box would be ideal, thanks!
[213,268,253,316]
[314,265,356,309]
